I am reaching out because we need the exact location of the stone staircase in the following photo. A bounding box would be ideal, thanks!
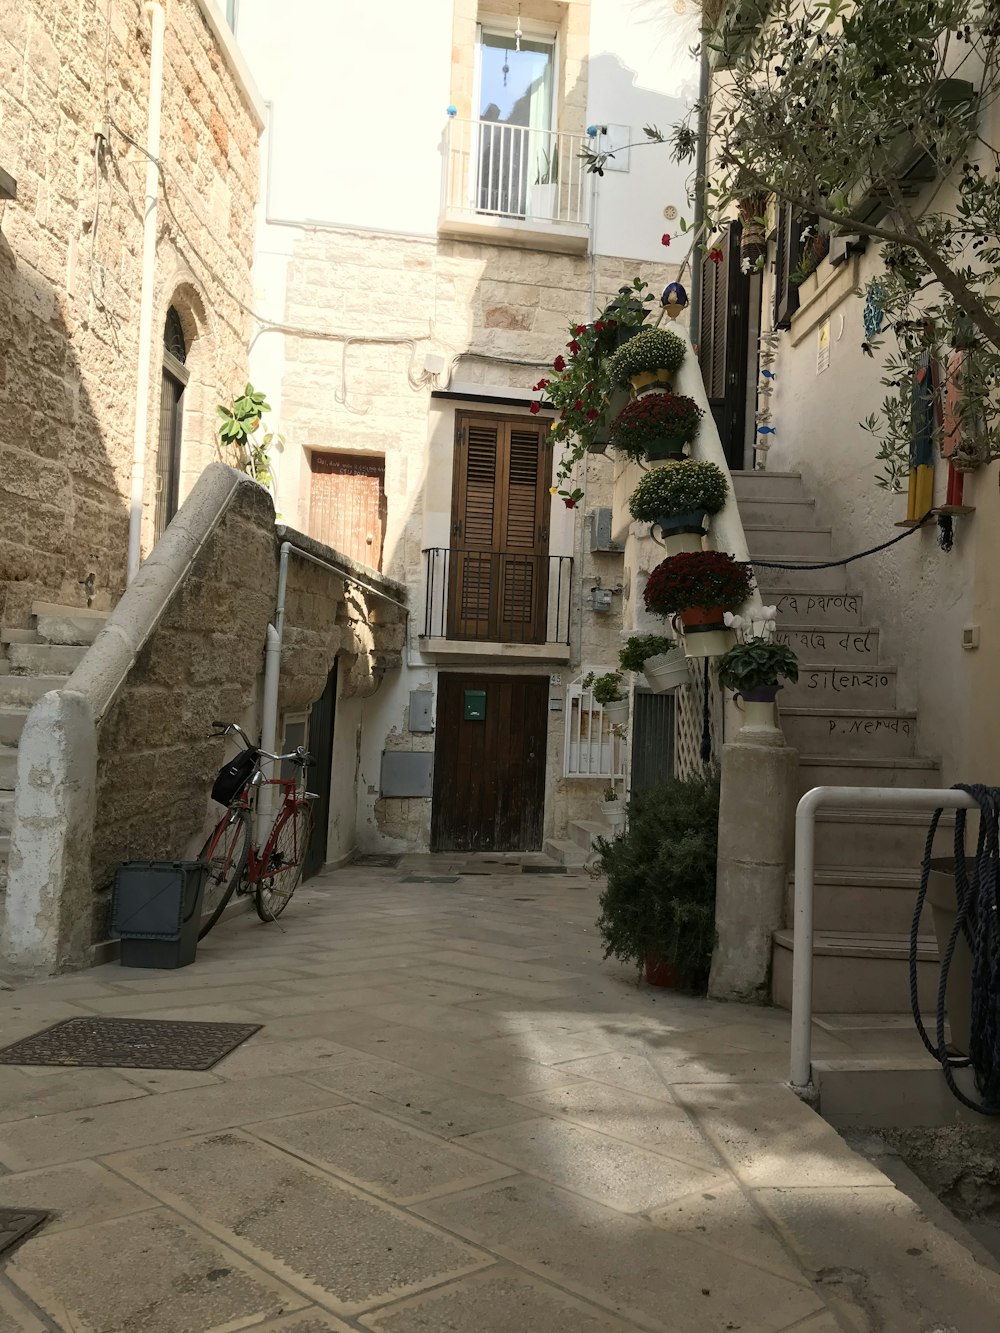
[0,603,107,891]
[734,470,949,1013]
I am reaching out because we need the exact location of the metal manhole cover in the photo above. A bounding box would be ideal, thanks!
[521,865,567,875]
[353,854,402,868]
[0,1208,49,1257]
[0,1017,262,1071]
[399,875,460,884]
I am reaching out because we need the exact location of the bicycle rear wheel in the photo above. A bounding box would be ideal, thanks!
[255,802,312,922]
[198,808,251,939]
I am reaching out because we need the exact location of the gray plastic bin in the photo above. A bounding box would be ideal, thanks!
[112,860,208,969]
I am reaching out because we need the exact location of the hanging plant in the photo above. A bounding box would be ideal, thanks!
[217,383,283,492]
[737,193,769,272]
[609,392,704,462]
[628,461,728,525]
[643,551,754,618]
[607,327,687,393]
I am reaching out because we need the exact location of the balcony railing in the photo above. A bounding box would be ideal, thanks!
[441,118,590,235]
[422,548,572,647]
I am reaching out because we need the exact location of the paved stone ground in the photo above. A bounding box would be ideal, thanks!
[1,860,999,1331]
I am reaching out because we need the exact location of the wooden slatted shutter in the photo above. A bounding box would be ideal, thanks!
[698,221,750,469]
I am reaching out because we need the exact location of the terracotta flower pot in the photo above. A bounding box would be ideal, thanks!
[644,953,680,987]
[673,605,727,631]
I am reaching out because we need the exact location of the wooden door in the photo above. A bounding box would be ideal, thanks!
[303,661,337,882]
[699,220,750,470]
[309,453,386,569]
[449,414,550,643]
[431,673,548,852]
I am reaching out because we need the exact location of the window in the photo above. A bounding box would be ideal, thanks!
[155,308,189,540]
[773,202,814,330]
[225,0,239,32]
[308,453,386,569]
[475,26,556,220]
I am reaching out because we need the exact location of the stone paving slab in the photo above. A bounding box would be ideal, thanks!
[0,1279,47,1333]
[0,1159,154,1233]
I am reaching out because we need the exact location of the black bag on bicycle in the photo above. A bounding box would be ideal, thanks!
[211,747,258,806]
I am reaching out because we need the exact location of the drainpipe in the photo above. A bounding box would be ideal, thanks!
[126,0,166,584]
[687,41,711,352]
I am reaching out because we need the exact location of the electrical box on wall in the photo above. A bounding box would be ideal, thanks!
[590,587,614,613]
[408,690,434,732]
[590,508,624,553]
[380,752,434,798]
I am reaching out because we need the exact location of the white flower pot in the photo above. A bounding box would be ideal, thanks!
[603,699,629,728]
[642,652,690,694]
[603,802,626,831]
[530,183,558,221]
[661,531,703,556]
[734,698,783,735]
[681,628,735,660]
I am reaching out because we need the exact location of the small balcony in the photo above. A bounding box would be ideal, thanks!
[420,548,573,662]
[439,119,591,253]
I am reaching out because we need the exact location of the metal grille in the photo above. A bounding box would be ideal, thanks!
[0,1017,262,1071]
[674,659,723,779]
[631,692,675,793]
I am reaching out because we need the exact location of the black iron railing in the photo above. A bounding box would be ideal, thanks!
[422,548,572,646]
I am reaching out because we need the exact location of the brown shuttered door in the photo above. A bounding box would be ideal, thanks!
[698,220,749,470]
[431,673,548,851]
[449,413,550,643]
[309,453,386,569]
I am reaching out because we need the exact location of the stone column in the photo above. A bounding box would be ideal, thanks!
[709,729,799,1003]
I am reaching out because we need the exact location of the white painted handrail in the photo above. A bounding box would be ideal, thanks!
[790,785,979,1092]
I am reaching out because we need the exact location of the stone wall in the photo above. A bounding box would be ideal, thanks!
[0,0,259,626]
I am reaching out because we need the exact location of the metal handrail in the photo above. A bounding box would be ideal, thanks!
[790,784,979,1093]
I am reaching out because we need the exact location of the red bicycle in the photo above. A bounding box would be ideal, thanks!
[198,721,316,938]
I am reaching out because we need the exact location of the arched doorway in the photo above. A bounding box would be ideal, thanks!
[155,307,190,538]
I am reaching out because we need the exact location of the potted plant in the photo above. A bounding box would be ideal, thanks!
[607,327,687,396]
[601,785,626,832]
[595,769,720,990]
[628,460,728,554]
[531,146,559,220]
[609,392,705,463]
[619,633,689,694]
[643,550,754,629]
[583,670,629,727]
[718,609,798,731]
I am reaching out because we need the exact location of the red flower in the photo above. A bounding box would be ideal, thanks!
[594,321,605,332]
[568,340,581,355]
[606,319,617,327]
[529,401,541,414]
[586,408,599,421]
[709,247,724,264]
[532,378,549,391]
[553,355,566,371]
[661,233,671,247]
[564,499,577,509]
[573,399,583,411]
[585,382,594,393]
[574,324,587,335]
[643,551,754,617]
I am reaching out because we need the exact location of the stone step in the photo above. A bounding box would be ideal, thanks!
[783,664,897,709]
[776,625,880,667]
[0,793,12,834]
[786,868,924,935]
[543,837,588,868]
[569,819,607,852]
[797,754,940,793]
[0,708,29,747]
[0,629,40,645]
[738,497,817,528]
[8,642,87,675]
[749,556,846,593]
[0,745,16,790]
[744,525,833,560]
[32,602,107,646]
[731,470,805,501]
[772,929,939,1013]
[765,589,864,626]
[779,707,918,757]
[0,675,67,708]
[814,808,954,870]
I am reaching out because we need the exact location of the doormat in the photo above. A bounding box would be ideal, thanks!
[353,853,402,868]
[0,1208,49,1258]
[521,865,568,875]
[399,875,461,885]
[0,1017,262,1071]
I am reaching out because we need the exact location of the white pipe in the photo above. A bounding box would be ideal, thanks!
[790,784,978,1093]
[127,0,166,585]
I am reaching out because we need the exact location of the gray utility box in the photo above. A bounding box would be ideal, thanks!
[112,860,208,970]
[591,507,624,553]
[408,690,434,733]
[381,751,434,798]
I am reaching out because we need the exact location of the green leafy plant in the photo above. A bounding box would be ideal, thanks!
[603,786,621,802]
[534,146,559,185]
[594,769,720,992]
[609,393,705,460]
[582,670,626,704]
[217,383,282,491]
[606,327,687,387]
[643,551,755,616]
[628,461,728,523]
[618,634,677,673]
[718,638,800,693]
[789,228,831,287]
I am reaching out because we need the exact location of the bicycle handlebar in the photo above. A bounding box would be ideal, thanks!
[211,721,313,767]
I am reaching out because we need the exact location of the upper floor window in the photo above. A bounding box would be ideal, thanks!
[476,27,555,219]
[225,0,239,32]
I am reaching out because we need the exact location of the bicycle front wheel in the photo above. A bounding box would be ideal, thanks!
[255,802,312,922]
[198,808,251,939]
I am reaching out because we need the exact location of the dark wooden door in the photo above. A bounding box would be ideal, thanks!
[304,661,337,881]
[630,692,675,793]
[309,453,386,569]
[448,414,550,643]
[699,220,750,470]
[431,673,548,852]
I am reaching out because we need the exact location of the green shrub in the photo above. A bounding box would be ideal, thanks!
[628,461,729,523]
[595,769,720,992]
[718,638,800,692]
[618,634,677,673]
[607,328,687,387]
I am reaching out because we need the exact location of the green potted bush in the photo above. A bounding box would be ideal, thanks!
[718,611,799,730]
[609,392,705,463]
[607,327,687,396]
[595,769,720,990]
[628,460,728,553]
[582,670,629,727]
[618,633,688,694]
